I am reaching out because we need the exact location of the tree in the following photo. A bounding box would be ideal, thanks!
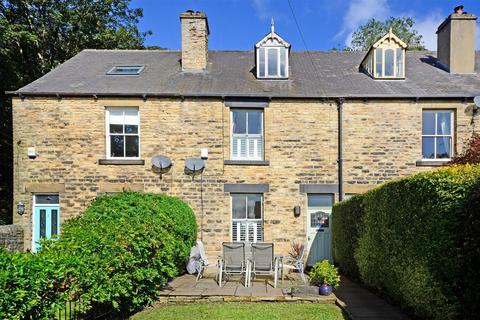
[449,134,480,165]
[349,17,426,51]
[0,0,151,224]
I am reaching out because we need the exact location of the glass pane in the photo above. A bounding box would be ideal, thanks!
[232,194,246,219]
[51,209,58,236]
[125,124,138,134]
[40,209,46,238]
[110,135,124,157]
[436,137,451,159]
[125,136,139,157]
[109,109,123,124]
[124,109,139,125]
[396,48,404,77]
[109,124,123,134]
[437,112,452,135]
[384,49,394,76]
[311,211,329,228]
[267,48,278,76]
[308,195,333,208]
[247,194,262,219]
[422,112,435,135]
[247,111,262,134]
[36,194,59,204]
[422,137,435,159]
[258,48,265,77]
[375,49,382,77]
[280,48,287,77]
[232,111,246,134]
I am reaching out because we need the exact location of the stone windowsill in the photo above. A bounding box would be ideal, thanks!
[224,160,270,166]
[98,159,145,165]
[415,160,450,167]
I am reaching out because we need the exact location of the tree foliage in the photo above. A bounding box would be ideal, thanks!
[0,0,150,224]
[349,17,426,51]
[449,134,480,165]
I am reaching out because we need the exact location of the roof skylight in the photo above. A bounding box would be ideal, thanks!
[107,66,144,75]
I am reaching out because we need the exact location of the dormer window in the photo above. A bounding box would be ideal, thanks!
[360,28,407,79]
[255,19,290,79]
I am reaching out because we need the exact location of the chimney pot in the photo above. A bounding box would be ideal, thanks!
[454,5,464,14]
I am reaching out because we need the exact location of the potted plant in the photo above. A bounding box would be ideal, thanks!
[309,260,340,295]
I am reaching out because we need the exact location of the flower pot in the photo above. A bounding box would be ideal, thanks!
[319,284,333,296]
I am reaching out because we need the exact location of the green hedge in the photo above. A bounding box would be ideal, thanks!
[332,165,480,320]
[0,192,197,319]
[331,195,363,280]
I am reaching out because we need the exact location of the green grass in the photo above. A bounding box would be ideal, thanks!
[132,303,347,320]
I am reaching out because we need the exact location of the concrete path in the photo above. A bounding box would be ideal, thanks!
[335,277,411,320]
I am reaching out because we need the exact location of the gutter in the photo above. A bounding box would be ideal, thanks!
[4,91,477,101]
[337,98,344,202]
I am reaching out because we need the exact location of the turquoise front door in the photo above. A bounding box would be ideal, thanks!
[33,195,60,252]
[306,194,333,266]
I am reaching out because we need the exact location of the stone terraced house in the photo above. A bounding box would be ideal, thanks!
[7,9,480,263]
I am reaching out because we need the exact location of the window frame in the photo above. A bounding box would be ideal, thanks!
[373,47,405,79]
[230,109,264,161]
[256,46,289,79]
[105,107,141,160]
[107,66,144,75]
[231,193,264,242]
[421,110,455,161]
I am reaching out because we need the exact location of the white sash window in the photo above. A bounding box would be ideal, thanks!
[422,110,454,160]
[231,194,263,242]
[231,110,263,160]
[106,107,140,159]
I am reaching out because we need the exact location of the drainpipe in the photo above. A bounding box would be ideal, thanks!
[337,98,344,202]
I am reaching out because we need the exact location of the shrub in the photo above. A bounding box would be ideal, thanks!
[0,249,68,320]
[309,260,340,287]
[331,195,363,280]
[0,192,197,319]
[332,165,480,320]
[449,134,480,164]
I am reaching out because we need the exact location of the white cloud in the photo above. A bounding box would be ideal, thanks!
[252,0,272,21]
[414,12,443,50]
[337,0,390,46]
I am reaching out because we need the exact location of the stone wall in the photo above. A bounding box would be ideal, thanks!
[12,96,477,256]
[0,224,24,251]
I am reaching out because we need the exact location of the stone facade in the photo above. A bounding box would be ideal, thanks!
[11,96,477,257]
[0,224,24,251]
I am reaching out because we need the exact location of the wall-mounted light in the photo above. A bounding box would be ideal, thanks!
[17,202,25,215]
[293,206,301,217]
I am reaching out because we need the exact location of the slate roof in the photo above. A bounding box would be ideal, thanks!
[10,49,480,98]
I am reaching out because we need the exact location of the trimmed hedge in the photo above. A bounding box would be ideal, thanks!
[0,192,197,319]
[332,165,480,320]
[331,195,363,281]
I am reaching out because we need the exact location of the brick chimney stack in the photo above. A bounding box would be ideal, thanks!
[180,11,209,71]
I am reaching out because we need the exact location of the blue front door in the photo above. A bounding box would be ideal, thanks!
[33,203,60,252]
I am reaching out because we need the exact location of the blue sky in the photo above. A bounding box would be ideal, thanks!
[131,0,480,51]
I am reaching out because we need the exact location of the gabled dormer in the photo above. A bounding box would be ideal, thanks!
[255,19,291,79]
[360,28,407,79]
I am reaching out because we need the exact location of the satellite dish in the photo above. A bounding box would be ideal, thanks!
[151,155,172,175]
[185,157,205,176]
[474,96,480,111]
